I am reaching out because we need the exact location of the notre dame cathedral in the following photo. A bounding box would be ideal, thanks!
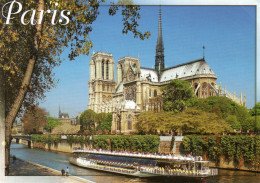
[87,9,246,134]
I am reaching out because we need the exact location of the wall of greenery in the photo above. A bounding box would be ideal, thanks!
[32,134,159,153]
[92,135,160,153]
[31,134,90,146]
[182,135,260,166]
[32,134,61,144]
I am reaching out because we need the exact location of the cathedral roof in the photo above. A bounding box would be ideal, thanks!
[140,67,158,82]
[135,58,216,83]
[59,112,69,119]
[160,58,216,82]
[92,51,113,57]
[124,100,140,110]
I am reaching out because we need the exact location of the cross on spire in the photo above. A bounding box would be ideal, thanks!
[203,45,205,59]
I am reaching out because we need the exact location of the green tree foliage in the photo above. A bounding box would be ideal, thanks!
[177,109,232,135]
[257,116,260,132]
[225,115,241,130]
[195,96,250,131]
[249,102,260,116]
[45,117,62,132]
[80,109,96,131]
[100,113,112,131]
[136,111,173,134]
[162,79,197,112]
[248,103,260,132]
[243,116,257,131]
[136,109,232,135]
[80,110,112,133]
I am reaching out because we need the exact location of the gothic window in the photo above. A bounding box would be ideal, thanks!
[209,82,215,96]
[202,82,207,98]
[102,60,104,79]
[194,83,199,97]
[128,115,132,130]
[106,60,109,79]
[107,85,109,91]
[154,90,157,97]
[149,89,151,97]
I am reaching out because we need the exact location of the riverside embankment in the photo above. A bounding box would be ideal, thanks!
[13,134,260,172]
[10,143,260,183]
[9,156,95,183]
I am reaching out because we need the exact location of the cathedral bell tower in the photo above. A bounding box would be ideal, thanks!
[155,7,165,78]
[88,52,116,113]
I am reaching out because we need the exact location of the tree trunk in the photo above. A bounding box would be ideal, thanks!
[0,60,5,178]
[5,0,44,175]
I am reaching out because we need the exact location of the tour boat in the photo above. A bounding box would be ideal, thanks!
[69,149,218,179]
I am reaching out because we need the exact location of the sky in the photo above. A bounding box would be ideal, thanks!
[39,5,256,118]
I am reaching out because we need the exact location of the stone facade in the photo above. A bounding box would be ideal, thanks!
[87,9,246,135]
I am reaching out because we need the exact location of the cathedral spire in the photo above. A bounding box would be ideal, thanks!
[155,6,165,76]
[157,7,163,51]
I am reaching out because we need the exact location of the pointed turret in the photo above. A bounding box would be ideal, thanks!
[59,105,61,118]
[244,92,246,106]
[155,7,165,77]
[240,91,243,103]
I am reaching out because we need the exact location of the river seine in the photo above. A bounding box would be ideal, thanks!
[10,143,259,183]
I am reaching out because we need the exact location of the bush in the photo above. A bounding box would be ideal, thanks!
[182,135,258,165]
[208,136,220,161]
[67,136,74,145]
[32,134,41,143]
[92,135,160,153]
[170,136,175,152]
[92,135,109,150]
[85,136,90,145]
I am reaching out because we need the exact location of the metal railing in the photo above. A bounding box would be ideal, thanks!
[140,167,218,177]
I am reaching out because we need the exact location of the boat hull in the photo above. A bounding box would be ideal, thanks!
[69,158,156,177]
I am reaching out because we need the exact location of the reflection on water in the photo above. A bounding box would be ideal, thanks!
[10,143,259,183]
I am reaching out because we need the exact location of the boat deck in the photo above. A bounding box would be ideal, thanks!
[73,149,197,162]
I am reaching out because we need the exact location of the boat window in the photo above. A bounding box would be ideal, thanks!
[83,153,157,166]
